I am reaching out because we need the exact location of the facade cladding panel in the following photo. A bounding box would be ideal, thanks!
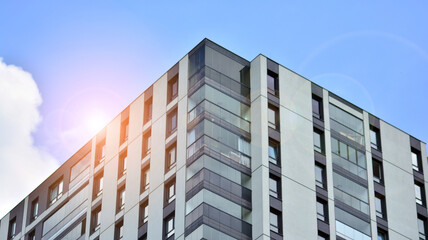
[0,39,426,240]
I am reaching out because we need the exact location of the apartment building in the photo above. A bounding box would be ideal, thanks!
[0,38,427,240]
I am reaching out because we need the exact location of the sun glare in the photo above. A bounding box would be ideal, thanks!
[87,112,109,136]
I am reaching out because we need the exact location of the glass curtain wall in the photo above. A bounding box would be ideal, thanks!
[185,43,252,239]
[329,103,371,240]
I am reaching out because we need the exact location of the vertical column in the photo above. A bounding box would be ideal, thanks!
[250,55,271,239]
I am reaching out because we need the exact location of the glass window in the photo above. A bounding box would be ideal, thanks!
[166,143,177,171]
[142,131,151,158]
[117,187,126,212]
[312,96,322,119]
[144,97,152,124]
[140,201,149,225]
[373,160,383,184]
[317,199,327,222]
[267,71,279,96]
[49,178,63,206]
[96,139,106,165]
[118,150,127,178]
[377,229,388,240]
[419,217,426,240]
[166,181,176,204]
[268,104,279,130]
[313,130,324,153]
[375,195,386,219]
[168,75,179,103]
[269,140,280,165]
[165,215,175,238]
[31,198,39,221]
[28,230,36,240]
[167,109,178,136]
[91,205,102,232]
[415,183,425,206]
[370,126,380,150]
[120,118,129,144]
[269,176,280,198]
[412,150,422,172]
[315,165,326,189]
[8,218,16,238]
[141,166,150,193]
[115,220,124,240]
[270,211,280,233]
[94,172,104,198]
[70,152,91,181]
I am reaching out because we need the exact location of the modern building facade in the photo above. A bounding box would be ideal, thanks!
[1,39,427,240]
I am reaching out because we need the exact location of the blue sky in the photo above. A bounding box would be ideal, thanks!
[0,1,427,215]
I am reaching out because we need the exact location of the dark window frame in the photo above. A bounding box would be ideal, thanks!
[372,159,384,185]
[120,118,129,145]
[165,142,177,172]
[141,165,150,193]
[267,70,279,96]
[48,177,64,206]
[144,97,153,124]
[316,198,328,222]
[167,74,179,103]
[165,179,176,205]
[142,130,152,158]
[91,205,102,233]
[116,185,126,213]
[312,95,323,120]
[268,139,281,166]
[93,171,104,198]
[313,128,325,154]
[118,150,127,178]
[95,138,106,166]
[166,108,178,137]
[268,104,280,130]
[269,174,281,199]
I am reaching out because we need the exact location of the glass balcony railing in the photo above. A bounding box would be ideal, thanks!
[332,153,367,180]
[189,66,250,100]
[188,100,250,132]
[187,135,251,168]
[334,188,369,215]
[331,119,364,146]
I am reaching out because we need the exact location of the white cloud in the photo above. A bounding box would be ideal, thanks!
[0,59,59,218]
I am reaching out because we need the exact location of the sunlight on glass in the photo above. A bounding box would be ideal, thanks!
[87,112,109,136]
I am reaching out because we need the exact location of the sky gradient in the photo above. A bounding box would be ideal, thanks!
[0,1,427,217]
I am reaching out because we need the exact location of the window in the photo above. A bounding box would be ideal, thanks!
[415,182,425,206]
[118,150,127,178]
[269,175,280,199]
[95,139,106,165]
[167,74,179,103]
[370,126,380,150]
[81,218,86,236]
[115,220,124,240]
[165,180,176,204]
[267,70,279,96]
[142,130,152,158]
[117,186,126,212]
[268,104,279,130]
[316,199,328,222]
[91,205,102,233]
[312,96,323,119]
[165,143,177,171]
[166,108,177,137]
[377,229,388,240]
[164,215,175,239]
[270,209,281,234]
[28,230,36,240]
[140,200,149,225]
[419,217,426,240]
[141,165,150,193]
[120,118,129,145]
[30,198,39,221]
[48,178,63,206]
[313,129,324,154]
[373,159,383,184]
[269,140,280,165]
[315,164,326,189]
[144,97,153,124]
[93,171,104,198]
[412,149,422,172]
[375,194,386,219]
[8,217,16,239]
[70,153,91,181]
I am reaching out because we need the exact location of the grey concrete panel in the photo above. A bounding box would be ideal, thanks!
[282,177,317,239]
[381,120,418,239]
[278,66,312,120]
